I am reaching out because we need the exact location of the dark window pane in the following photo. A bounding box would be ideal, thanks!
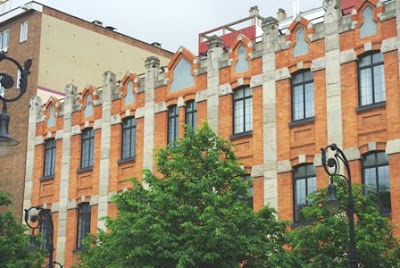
[43,139,56,177]
[168,106,178,145]
[121,118,136,159]
[358,52,385,106]
[81,129,94,168]
[292,71,314,121]
[76,203,91,249]
[293,164,316,222]
[362,152,391,214]
[233,87,252,134]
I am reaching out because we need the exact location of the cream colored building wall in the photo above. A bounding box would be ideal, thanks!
[37,14,170,98]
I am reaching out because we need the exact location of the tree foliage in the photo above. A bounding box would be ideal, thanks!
[0,190,43,268]
[286,178,400,268]
[78,123,287,267]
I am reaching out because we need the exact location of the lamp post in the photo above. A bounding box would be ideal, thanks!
[24,206,61,268]
[321,143,358,268]
[0,51,32,146]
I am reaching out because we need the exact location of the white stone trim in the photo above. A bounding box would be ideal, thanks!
[311,57,326,72]
[218,83,233,96]
[275,67,291,81]
[155,101,167,113]
[277,160,292,173]
[110,114,122,125]
[250,164,264,177]
[340,49,357,65]
[386,139,400,155]
[381,37,397,53]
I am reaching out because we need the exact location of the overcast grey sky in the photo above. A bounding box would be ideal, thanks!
[41,0,320,53]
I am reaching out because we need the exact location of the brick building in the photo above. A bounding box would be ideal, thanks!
[24,0,400,266]
[0,1,172,221]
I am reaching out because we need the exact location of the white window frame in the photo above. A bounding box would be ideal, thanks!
[20,21,28,42]
[0,29,10,52]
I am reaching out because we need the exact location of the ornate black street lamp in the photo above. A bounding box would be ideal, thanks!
[24,206,61,268]
[0,51,32,146]
[321,143,358,268]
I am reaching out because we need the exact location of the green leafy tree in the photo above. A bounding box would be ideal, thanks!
[78,123,287,268]
[286,179,400,268]
[0,190,43,268]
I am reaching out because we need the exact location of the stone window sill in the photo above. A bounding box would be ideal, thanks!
[230,131,253,141]
[76,167,93,174]
[289,116,315,128]
[118,157,135,165]
[40,175,54,181]
[356,101,386,113]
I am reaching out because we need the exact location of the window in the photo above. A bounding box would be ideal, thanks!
[362,152,391,215]
[84,94,93,117]
[43,139,56,177]
[358,52,385,106]
[170,58,194,92]
[293,27,309,57]
[47,105,56,128]
[185,100,197,130]
[121,117,136,160]
[76,203,91,250]
[233,86,252,134]
[292,70,314,121]
[235,45,249,73]
[167,105,179,146]
[124,81,135,105]
[0,29,9,51]
[81,129,94,169]
[293,164,316,222]
[40,209,51,252]
[20,21,28,42]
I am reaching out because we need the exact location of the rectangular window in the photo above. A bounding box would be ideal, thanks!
[358,52,385,106]
[43,139,56,177]
[76,203,91,250]
[292,70,314,121]
[293,164,316,222]
[20,21,28,42]
[185,100,197,130]
[167,105,179,146]
[0,29,10,51]
[362,152,391,215]
[81,129,94,168]
[17,69,21,89]
[121,117,136,159]
[233,86,252,134]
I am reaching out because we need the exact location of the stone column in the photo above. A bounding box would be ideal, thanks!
[261,17,279,210]
[23,96,42,218]
[324,0,343,147]
[206,35,223,133]
[142,56,159,173]
[97,71,115,231]
[56,84,77,263]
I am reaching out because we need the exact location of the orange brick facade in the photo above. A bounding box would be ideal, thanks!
[24,1,400,266]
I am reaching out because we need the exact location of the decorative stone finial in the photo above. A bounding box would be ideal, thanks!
[65,83,77,96]
[262,17,279,32]
[145,56,160,69]
[249,6,259,17]
[207,35,223,49]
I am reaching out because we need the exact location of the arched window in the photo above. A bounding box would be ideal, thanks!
[360,6,377,38]
[293,164,316,223]
[47,105,56,128]
[362,151,391,215]
[124,81,135,105]
[170,58,194,92]
[358,52,385,106]
[235,45,249,73]
[233,86,252,134]
[291,70,314,121]
[293,27,309,57]
[84,94,94,117]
